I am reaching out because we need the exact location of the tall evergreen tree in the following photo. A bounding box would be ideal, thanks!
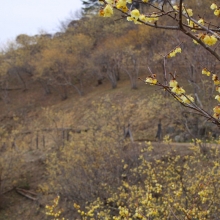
[81,0,99,12]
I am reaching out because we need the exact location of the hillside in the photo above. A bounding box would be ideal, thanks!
[1,0,220,218]
[0,71,218,219]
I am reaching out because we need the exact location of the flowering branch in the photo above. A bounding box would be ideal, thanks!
[99,0,220,129]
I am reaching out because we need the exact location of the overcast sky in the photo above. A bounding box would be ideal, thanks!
[0,0,82,47]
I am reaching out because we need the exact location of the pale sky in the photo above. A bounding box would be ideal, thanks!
[0,0,82,47]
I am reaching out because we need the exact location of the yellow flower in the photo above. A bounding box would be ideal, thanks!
[127,0,132,3]
[174,46,181,53]
[173,5,179,10]
[167,47,181,58]
[214,80,220,85]
[171,86,185,95]
[169,79,178,88]
[116,0,127,8]
[139,14,148,22]
[187,19,198,31]
[211,3,218,10]
[187,9,193,17]
[180,95,194,104]
[121,6,129,12]
[127,16,135,22]
[73,203,80,209]
[145,77,157,85]
[212,74,220,85]
[183,8,193,17]
[203,34,218,46]
[215,95,220,102]
[214,9,220,16]
[142,0,149,2]
[140,15,157,23]
[211,34,218,44]
[130,9,140,20]
[134,20,142,24]
[103,4,114,17]
[216,86,220,93]
[198,18,204,25]
[127,17,142,24]
[116,3,129,13]
[213,113,220,119]
[168,51,176,58]
[213,106,220,114]
[123,164,128,169]
[212,74,218,81]
[202,68,211,76]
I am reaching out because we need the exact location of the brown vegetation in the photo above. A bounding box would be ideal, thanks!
[0,0,219,219]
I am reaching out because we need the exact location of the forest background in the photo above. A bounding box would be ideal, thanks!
[0,0,220,219]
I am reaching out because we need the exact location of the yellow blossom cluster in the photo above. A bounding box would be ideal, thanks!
[205,70,220,118]
[127,9,159,24]
[171,85,185,95]
[210,3,220,16]
[167,46,182,58]
[199,66,220,118]
[134,207,144,219]
[213,105,220,114]
[169,79,194,104]
[212,74,220,85]
[173,4,193,17]
[116,0,129,13]
[118,206,131,217]
[216,86,220,93]
[75,201,100,218]
[187,18,204,31]
[76,142,220,219]
[215,95,220,102]
[139,13,159,23]
[187,19,197,30]
[213,73,220,119]
[169,79,178,88]
[173,4,180,11]
[99,0,152,20]
[183,8,193,17]
[203,34,218,46]
[179,94,194,104]
[198,18,204,25]
[202,68,211,76]
[127,9,141,24]
[144,44,193,105]
[145,74,157,85]
[45,196,62,218]
[130,8,140,20]
[213,105,220,119]
[193,33,218,46]
[99,4,114,17]
[73,203,80,210]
